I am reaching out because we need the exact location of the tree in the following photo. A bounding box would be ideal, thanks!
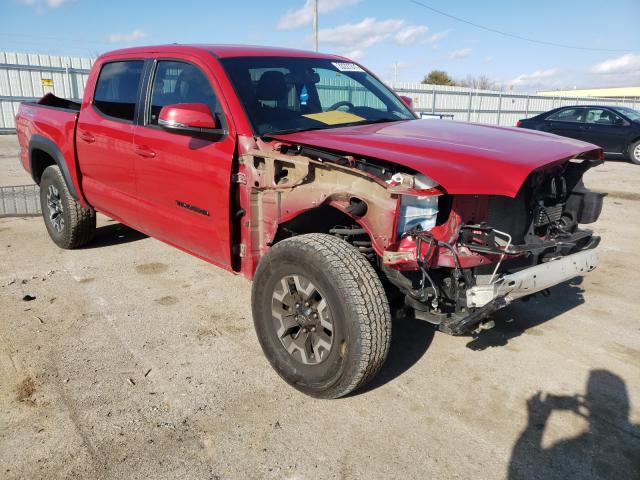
[458,75,503,91]
[422,70,456,86]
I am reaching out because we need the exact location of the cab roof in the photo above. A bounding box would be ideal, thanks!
[100,44,347,61]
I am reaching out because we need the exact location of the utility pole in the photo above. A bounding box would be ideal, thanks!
[313,0,319,52]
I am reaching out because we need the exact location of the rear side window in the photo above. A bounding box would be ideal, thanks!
[586,108,621,125]
[546,107,586,123]
[94,61,144,122]
[148,61,218,125]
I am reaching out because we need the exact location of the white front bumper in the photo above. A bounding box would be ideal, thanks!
[466,249,598,308]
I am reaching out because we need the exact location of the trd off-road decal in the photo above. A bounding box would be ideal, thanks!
[176,200,210,216]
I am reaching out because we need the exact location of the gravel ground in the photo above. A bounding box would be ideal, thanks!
[1,134,639,479]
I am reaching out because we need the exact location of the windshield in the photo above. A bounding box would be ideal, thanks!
[219,56,415,136]
[612,106,640,121]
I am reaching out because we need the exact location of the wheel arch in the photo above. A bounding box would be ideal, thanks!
[272,203,374,246]
[29,134,79,200]
[237,148,398,278]
[628,135,640,149]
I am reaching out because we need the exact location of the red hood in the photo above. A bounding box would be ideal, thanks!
[271,120,601,197]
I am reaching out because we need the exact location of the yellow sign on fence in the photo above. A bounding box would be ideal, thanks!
[40,78,53,87]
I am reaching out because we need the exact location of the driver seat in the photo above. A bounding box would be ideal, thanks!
[253,71,295,125]
[256,71,289,108]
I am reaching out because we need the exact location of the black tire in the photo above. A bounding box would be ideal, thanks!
[628,140,640,165]
[251,233,391,399]
[39,165,96,249]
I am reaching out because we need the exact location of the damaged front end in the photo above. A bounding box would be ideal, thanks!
[381,154,604,334]
[234,139,604,336]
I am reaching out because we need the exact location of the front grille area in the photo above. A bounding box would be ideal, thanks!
[486,192,567,244]
[534,203,564,227]
[486,190,530,244]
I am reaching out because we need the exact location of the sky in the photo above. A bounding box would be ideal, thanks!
[0,0,639,92]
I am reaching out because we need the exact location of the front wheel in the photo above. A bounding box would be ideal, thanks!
[251,234,391,398]
[628,140,640,165]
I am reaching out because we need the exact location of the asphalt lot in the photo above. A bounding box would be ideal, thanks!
[1,133,639,479]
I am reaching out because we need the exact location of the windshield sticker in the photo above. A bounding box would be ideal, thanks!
[332,62,364,73]
[302,111,365,125]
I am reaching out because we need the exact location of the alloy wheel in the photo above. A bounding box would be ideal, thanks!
[271,274,334,365]
[46,184,65,233]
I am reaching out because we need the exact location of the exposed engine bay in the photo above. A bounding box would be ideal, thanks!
[234,140,603,335]
[382,158,603,334]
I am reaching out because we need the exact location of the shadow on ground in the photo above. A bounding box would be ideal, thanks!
[357,311,436,394]
[360,277,588,392]
[466,278,585,351]
[84,222,147,249]
[508,369,640,480]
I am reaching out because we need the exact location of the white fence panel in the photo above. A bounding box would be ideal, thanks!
[392,82,638,126]
[0,51,93,131]
[0,51,638,132]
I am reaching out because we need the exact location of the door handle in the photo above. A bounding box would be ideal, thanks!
[79,131,95,143]
[134,145,156,158]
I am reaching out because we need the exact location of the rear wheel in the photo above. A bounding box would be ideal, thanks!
[629,140,640,165]
[39,165,96,249]
[251,233,391,398]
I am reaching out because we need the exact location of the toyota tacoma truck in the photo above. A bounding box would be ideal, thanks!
[16,45,604,398]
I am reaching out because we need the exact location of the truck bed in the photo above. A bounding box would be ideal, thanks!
[34,93,81,111]
[15,94,85,205]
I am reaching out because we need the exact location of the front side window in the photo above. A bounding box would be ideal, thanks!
[546,107,586,123]
[93,61,144,122]
[612,106,640,121]
[220,56,414,136]
[586,108,621,125]
[148,61,219,125]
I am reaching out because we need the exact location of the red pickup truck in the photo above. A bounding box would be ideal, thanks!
[16,45,604,398]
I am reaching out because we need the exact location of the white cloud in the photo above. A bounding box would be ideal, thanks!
[341,49,365,61]
[511,68,558,87]
[20,0,68,6]
[590,53,640,75]
[394,25,428,46]
[108,29,147,44]
[449,48,472,60]
[484,56,493,64]
[19,0,70,12]
[319,17,405,50]
[277,0,361,30]
[423,29,451,44]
